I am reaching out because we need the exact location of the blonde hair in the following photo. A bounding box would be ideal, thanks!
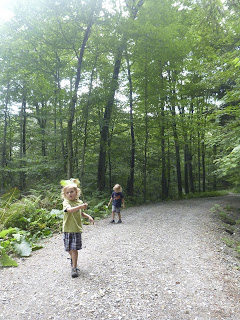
[113,184,122,192]
[61,185,81,200]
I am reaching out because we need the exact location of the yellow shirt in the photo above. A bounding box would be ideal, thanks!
[62,199,83,233]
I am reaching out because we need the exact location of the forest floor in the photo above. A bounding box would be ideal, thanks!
[1,195,240,320]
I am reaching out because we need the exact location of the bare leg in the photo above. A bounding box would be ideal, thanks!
[69,250,78,268]
[112,211,115,221]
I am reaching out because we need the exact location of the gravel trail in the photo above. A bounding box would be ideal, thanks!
[1,195,240,320]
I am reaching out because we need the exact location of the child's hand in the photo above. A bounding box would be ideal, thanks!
[89,216,94,224]
[83,203,88,210]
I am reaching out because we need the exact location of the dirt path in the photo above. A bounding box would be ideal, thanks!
[1,195,240,320]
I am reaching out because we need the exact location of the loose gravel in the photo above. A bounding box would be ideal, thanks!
[1,195,240,320]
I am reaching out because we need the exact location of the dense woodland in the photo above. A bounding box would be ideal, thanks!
[0,0,240,201]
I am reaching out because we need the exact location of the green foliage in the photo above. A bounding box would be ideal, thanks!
[0,188,21,228]
[222,237,235,248]
[218,211,236,226]
[215,145,240,187]
[222,223,235,235]
[236,244,240,256]
[210,204,236,225]
[0,248,18,267]
[84,200,110,222]
[183,191,229,199]
[0,188,63,267]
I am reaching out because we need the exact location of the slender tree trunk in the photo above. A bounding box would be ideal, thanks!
[184,141,189,194]
[57,80,67,173]
[202,140,206,192]
[160,103,168,199]
[108,127,114,194]
[213,144,217,190]
[143,52,149,203]
[159,64,168,199]
[126,53,135,197]
[80,51,98,185]
[188,102,195,192]
[67,18,93,178]
[188,151,195,192]
[171,116,182,198]
[19,88,27,190]
[97,44,124,190]
[168,69,182,197]
[35,102,47,157]
[1,82,10,193]
[197,130,201,192]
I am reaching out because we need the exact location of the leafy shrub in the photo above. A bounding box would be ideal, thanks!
[0,188,21,228]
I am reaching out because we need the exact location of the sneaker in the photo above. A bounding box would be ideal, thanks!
[71,268,79,278]
[117,219,122,223]
[110,220,115,223]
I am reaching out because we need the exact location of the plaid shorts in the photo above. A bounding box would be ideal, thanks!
[63,232,82,251]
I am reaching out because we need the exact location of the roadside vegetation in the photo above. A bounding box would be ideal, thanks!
[210,203,240,262]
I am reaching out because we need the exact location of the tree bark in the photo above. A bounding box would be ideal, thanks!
[143,50,149,203]
[67,18,93,178]
[19,88,27,190]
[97,44,124,190]
[126,53,135,197]
[80,51,98,185]
[0,82,10,193]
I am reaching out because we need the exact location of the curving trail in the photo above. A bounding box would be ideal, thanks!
[1,195,240,320]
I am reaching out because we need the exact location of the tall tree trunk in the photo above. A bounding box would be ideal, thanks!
[80,51,98,185]
[160,103,168,199]
[212,144,217,190]
[143,52,149,203]
[184,141,189,194]
[108,127,114,194]
[159,64,168,199]
[197,130,201,192]
[97,44,124,190]
[188,102,195,192]
[126,53,135,197]
[67,18,93,178]
[1,82,10,193]
[202,140,206,192]
[168,70,182,198]
[19,88,27,190]
[35,102,47,157]
[171,115,183,198]
[56,78,67,173]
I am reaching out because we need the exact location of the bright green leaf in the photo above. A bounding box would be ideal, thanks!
[13,239,32,257]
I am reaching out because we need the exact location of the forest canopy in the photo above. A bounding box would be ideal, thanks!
[0,0,239,201]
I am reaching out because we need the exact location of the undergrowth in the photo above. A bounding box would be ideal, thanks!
[210,204,240,262]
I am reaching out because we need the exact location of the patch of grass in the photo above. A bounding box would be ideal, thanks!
[222,237,235,248]
[210,204,236,225]
[218,211,236,225]
[222,223,235,235]
[183,190,229,199]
